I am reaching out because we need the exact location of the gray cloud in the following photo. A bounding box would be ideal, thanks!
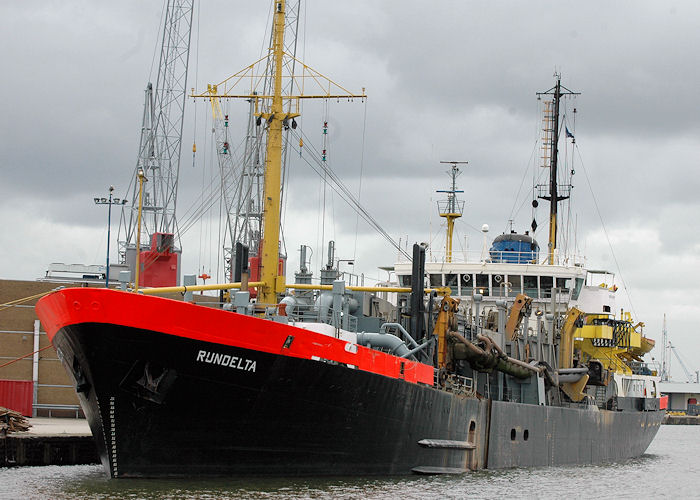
[2,0,700,372]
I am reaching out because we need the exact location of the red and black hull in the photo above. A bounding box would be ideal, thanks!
[36,288,664,478]
[37,288,487,477]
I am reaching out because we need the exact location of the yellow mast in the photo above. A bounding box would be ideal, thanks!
[192,0,365,306]
[257,0,288,305]
[436,161,467,263]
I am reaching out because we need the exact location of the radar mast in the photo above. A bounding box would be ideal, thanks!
[436,161,467,263]
[536,74,580,265]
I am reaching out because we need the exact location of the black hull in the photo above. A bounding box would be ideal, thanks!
[53,323,664,477]
[54,323,488,477]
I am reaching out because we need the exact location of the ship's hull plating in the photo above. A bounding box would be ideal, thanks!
[51,321,663,477]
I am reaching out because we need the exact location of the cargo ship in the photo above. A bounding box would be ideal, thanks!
[35,0,664,478]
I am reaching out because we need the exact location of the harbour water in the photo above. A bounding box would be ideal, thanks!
[2,425,698,499]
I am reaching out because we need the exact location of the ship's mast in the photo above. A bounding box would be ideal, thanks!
[436,161,467,263]
[257,1,288,305]
[536,75,579,265]
[193,0,365,305]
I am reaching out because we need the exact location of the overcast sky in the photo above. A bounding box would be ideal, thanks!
[2,1,699,376]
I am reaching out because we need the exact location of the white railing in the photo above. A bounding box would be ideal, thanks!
[396,248,586,267]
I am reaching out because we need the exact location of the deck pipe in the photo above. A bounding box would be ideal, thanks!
[379,323,419,349]
[356,332,415,360]
[401,336,436,360]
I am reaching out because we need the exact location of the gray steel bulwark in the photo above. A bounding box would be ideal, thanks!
[486,401,665,468]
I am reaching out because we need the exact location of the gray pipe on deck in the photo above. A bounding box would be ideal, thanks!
[401,336,435,359]
[379,323,419,349]
[356,332,415,360]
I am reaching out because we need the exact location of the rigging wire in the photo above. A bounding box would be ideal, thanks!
[512,163,549,232]
[506,138,539,228]
[574,144,638,319]
[178,131,249,236]
[260,2,273,60]
[571,107,578,256]
[319,102,329,266]
[148,1,168,82]
[564,111,577,261]
[191,0,200,171]
[279,2,303,260]
[291,128,411,260]
[216,164,223,282]
[197,109,210,275]
[561,113,571,256]
[353,99,368,261]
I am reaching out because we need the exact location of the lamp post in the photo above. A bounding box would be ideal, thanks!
[94,186,127,288]
[134,168,148,292]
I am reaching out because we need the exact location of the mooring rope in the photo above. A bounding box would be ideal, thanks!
[0,345,54,370]
[0,290,54,313]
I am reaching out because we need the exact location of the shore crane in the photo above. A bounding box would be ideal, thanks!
[668,341,699,383]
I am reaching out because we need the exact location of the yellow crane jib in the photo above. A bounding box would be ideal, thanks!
[434,295,461,370]
[559,307,585,370]
[557,307,590,402]
[505,293,533,341]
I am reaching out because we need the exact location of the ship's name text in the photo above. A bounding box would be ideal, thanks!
[196,350,256,372]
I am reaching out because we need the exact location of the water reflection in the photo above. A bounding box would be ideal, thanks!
[1,426,697,500]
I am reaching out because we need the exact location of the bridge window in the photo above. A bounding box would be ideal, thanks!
[556,277,571,294]
[508,275,522,294]
[429,274,442,287]
[541,276,553,298]
[492,274,506,296]
[460,274,473,296]
[571,277,584,300]
[445,273,458,290]
[476,274,489,296]
[399,275,411,287]
[524,275,538,298]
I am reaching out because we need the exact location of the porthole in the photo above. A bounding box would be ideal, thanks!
[524,429,529,441]
[469,421,476,432]
[510,428,516,441]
